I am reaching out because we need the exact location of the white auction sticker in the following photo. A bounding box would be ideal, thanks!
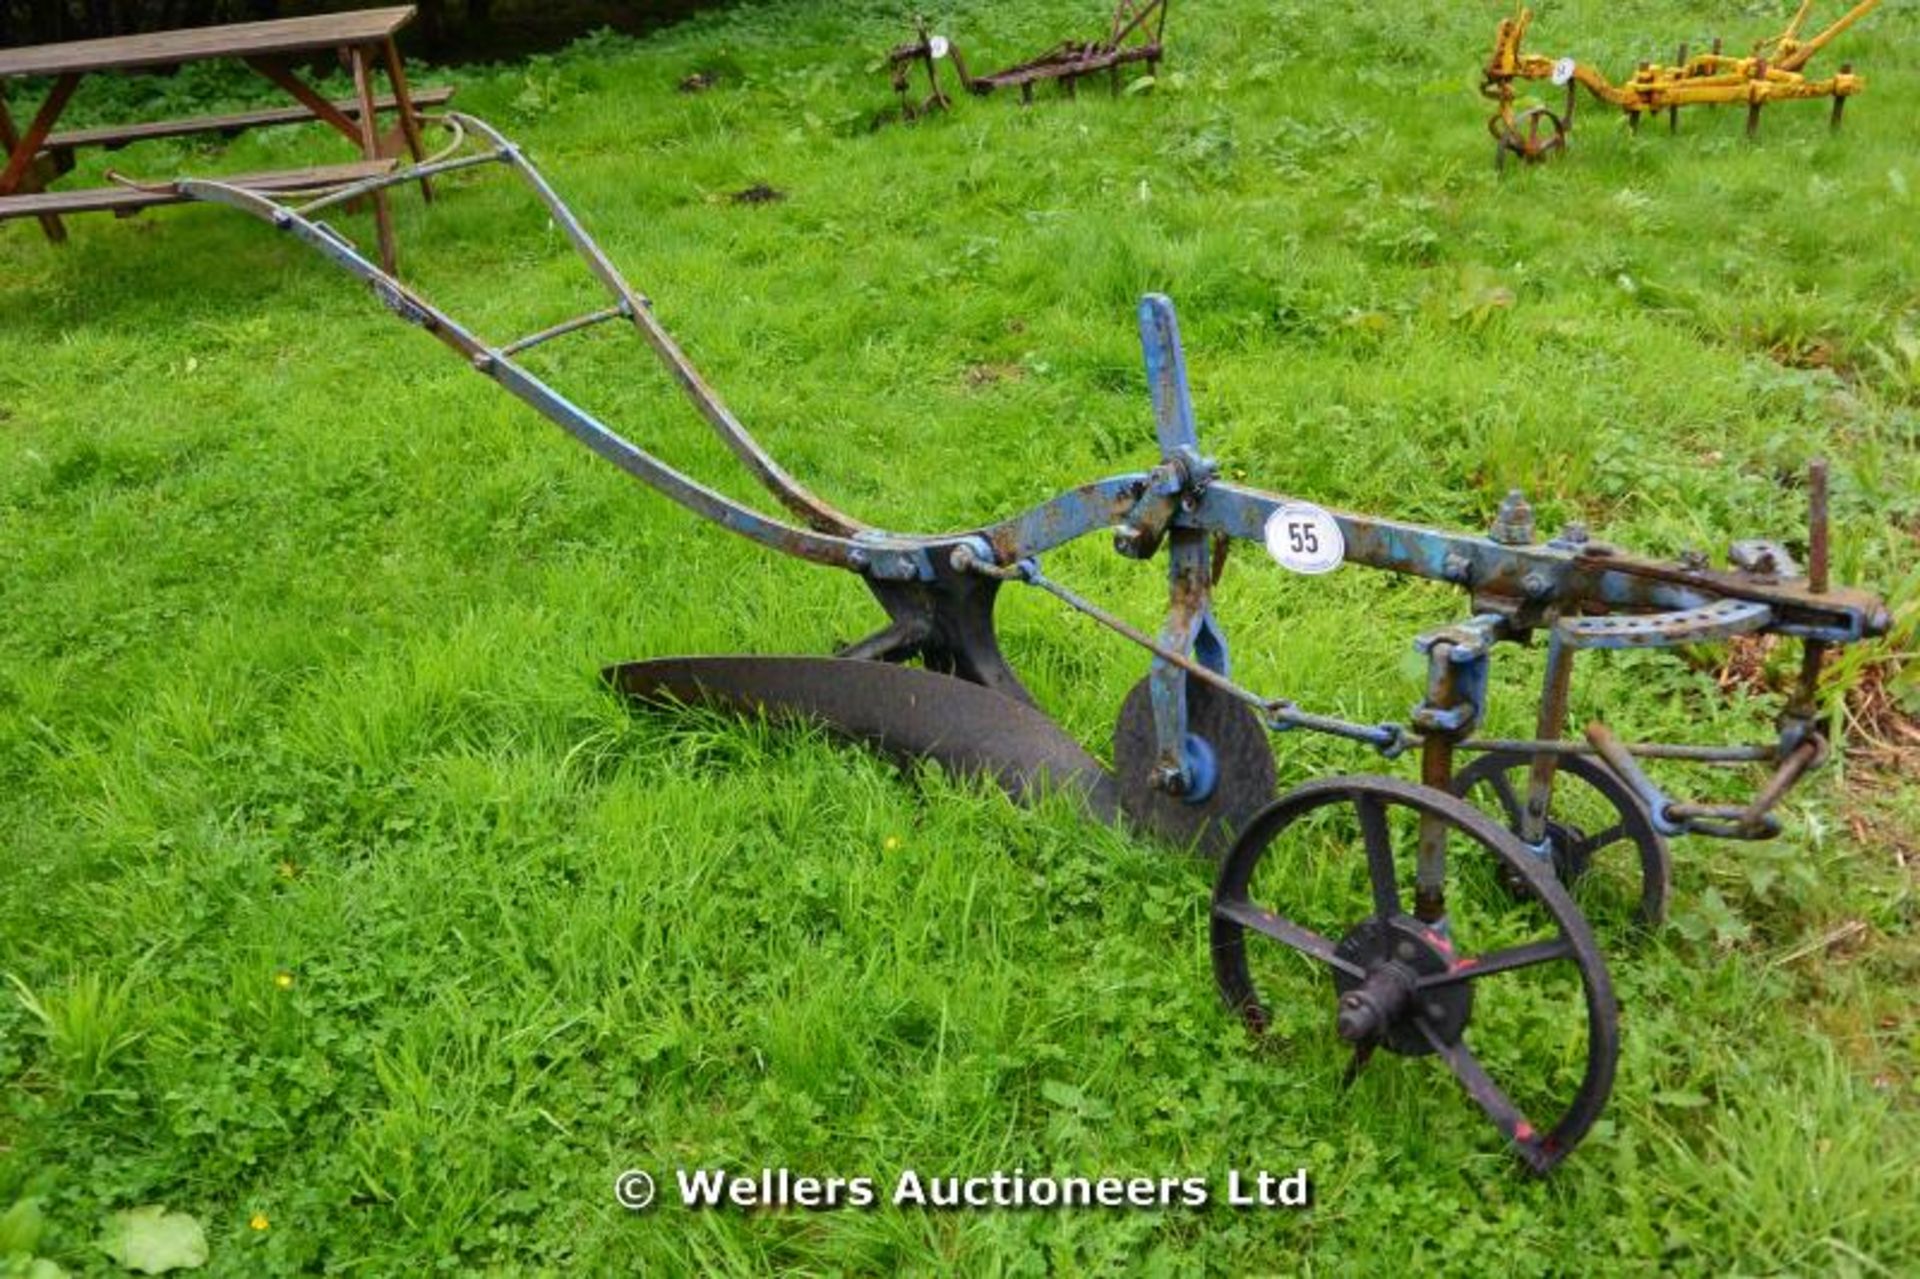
[1264,503,1345,575]
[1551,57,1577,86]
[929,35,951,59]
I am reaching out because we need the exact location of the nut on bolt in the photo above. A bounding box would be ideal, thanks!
[1550,521,1589,550]
[1490,490,1536,546]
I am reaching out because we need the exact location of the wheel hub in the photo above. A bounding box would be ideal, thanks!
[1330,917,1471,1056]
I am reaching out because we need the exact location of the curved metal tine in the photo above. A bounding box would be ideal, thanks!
[1418,1022,1550,1170]
[1213,897,1365,979]
[1354,792,1400,920]
[1415,936,1573,988]
[449,113,867,538]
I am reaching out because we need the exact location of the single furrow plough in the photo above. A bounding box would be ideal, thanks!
[183,116,1890,1173]
[1483,1,1879,167]
[886,1,1167,118]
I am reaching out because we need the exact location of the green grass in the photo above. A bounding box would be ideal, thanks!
[3,0,1918,1272]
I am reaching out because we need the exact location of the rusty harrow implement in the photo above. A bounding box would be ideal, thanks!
[886,1,1167,117]
[183,116,1890,1173]
[1483,2,1880,167]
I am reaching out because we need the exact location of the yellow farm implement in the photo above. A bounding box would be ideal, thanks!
[1482,2,1880,167]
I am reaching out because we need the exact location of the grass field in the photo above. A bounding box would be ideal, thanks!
[2,0,1918,1272]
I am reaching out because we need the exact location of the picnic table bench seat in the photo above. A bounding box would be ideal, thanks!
[0,158,396,220]
[41,85,454,157]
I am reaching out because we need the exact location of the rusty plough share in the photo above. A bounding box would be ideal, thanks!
[1483,1,1879,167]
[886,1,1166,117]
[182,116,1891,1173]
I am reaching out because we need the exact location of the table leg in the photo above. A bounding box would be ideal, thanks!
[348,43,398,274]
[380,37,433,203]
[0,74,81,244]
[243,56,367,145]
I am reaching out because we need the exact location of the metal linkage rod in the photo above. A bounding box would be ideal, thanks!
[974,552,1406,753]
[1459,737,1778,764]
[293,147,511,218]
[500,302,632,357]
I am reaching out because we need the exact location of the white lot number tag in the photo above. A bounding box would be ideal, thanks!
[1264,502,1345,575]
[1551,57,1576,86]
[929,35,951,59]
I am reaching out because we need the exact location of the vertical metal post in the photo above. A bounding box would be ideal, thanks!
[1789,459,1831,725]
[1415,647,1461,922]
[1417,744,1454,921]
[1670,43,1687,132]
[1522,628,1578,847]
[1137,295,1224,795]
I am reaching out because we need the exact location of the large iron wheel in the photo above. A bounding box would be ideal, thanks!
[1451,750,1671,929]
[1211,775,1618,1174]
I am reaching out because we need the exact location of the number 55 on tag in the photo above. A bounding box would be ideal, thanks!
[1263,502,1345,575]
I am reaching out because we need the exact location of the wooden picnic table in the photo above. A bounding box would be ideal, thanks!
[0,5,447,271]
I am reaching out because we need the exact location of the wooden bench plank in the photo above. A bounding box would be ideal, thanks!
[43,86,454,153]
[0,158,396,219]
[0,8,416,79]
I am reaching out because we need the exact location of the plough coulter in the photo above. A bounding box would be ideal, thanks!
[183,117,1890,1173]
[1483,2,1880,167]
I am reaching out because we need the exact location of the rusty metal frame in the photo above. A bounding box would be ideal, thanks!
[182,110,1888,837]
[182,117,1894,1174]
[886,1,1167,116]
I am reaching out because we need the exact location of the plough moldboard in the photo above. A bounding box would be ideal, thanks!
[182,115,1890,1174]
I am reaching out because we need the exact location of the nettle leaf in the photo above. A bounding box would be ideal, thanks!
[97,1206,208,1275]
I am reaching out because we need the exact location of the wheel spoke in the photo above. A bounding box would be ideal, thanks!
[1483,770,1524,824]
[1581,822,1627,853]
[1417,1021,1551,1170]
[1213,896,1364,978]
[1355,792,1400,920]
[1416,936,1573,988]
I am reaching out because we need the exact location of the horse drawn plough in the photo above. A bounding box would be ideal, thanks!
[181,116,1890,1173]
[886,1,1167,118]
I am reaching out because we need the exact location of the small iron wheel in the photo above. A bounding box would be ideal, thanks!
[1451,751,1671,929]
[1211,775,1618,1174]
[1114,672,1276,858]
[1489,104,1569,170]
